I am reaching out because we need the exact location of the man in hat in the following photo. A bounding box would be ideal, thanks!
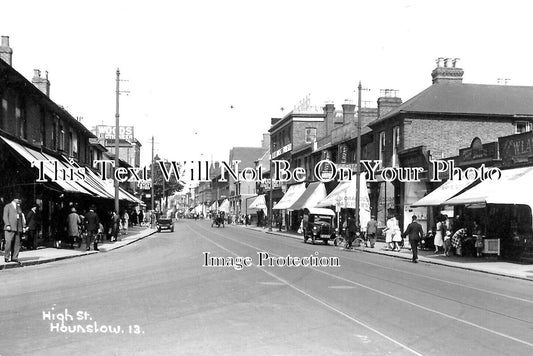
[84,205,100,251]
[403,215,424,263]
[3,197,25,263]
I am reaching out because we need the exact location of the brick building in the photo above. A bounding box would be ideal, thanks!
[368,58,533,231]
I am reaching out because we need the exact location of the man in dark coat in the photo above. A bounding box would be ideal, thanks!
[84,206,100,251]
[26,206,41,250]
[347,216,357,249]
[403,215,424,263]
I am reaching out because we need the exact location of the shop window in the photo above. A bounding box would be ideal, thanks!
[305,128,317,143]
[515,121,532,134]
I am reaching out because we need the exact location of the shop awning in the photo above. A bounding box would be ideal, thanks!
[287,182,327,211]
[1,136,95,195]
[209,200,218,211]
[272,182,306,210]
[219,199,230,213]
[411,178,477,207]
[445,167,533,209]
[316,174,371,227]
[249,194,267,209]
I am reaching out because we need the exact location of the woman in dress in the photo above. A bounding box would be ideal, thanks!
[434,215,445,254]
[385,215,395,250]
[391,216,402,251]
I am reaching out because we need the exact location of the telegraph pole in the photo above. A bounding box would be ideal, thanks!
[114,68,120,213]
[355,81,362,228]
[151,135,155,211]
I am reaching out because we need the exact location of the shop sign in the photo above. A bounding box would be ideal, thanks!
[398,146,429,168]
[272,143,292,159]
[338,144,349,164]
[93,125,134,141]
[499,131,533,166]
[458,139,498,164]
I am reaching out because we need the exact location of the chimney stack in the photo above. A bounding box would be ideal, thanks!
[431,57,464,84]
[32,69,51,97]
[323,101,335,135]
[341,100,356,125]
[377,89,402,118]
[0,36,13,65]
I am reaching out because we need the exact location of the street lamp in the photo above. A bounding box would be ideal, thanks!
[355,81,363,228]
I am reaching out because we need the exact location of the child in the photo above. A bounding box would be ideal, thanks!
[444,230,452,256]
[475,234,483,257]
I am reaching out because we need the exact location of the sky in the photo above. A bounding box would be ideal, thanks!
[1,0,533,166]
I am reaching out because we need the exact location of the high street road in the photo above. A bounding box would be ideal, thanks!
[1,220,532,355]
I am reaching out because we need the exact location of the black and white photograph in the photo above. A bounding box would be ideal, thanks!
[1,1,533,355]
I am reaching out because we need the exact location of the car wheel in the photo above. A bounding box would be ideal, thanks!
[171,228,174,232]
[157,229,161,233]
[323,239,328,245]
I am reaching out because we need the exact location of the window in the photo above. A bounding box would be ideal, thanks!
[0,92,7,130]
[39,108,46,145]
[59,124,65,151]
[515,121,532,134]
[52,121,57,149]
[392,126,400,167]
[15,96,26,139]
[379,131,386,162]
[305,127,317,143]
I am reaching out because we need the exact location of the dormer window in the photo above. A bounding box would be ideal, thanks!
[515,121,532,134]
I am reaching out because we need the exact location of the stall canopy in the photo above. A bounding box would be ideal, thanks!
[249,194,267,209]
[316,174,371,228]
[444,167,533,210]
[209,200,218,211]
[287,182,327,211]
[219,199,230,213]
[273,182,306,210]
[411,178,477,207]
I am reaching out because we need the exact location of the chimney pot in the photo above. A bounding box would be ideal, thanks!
[0,35,13,66]
[33,69,41,78]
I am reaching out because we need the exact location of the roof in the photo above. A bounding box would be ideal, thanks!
[0,60,96,139]
[369,82,533,126]
[229,147,266,169]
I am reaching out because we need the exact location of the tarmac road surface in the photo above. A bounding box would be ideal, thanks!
[1,219,532,355]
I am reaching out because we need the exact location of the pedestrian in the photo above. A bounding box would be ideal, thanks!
[122,210,129,234]
[347,215,357,249]
[391,216,402,251]
[434,216,445,254]
[384,215,395,250]
[0,196,5,252]
[66,207,82,249]
[110,210,120,242]
[443,229,452,256]
[366,215,377,248]
[26,205,41,250]
[403,215,424,263]
[451,227,467,256]
[84,205,100,251]
[3,196,25,263]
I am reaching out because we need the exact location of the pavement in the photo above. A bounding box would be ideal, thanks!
[241,224,533,281]
[0,225,157,270]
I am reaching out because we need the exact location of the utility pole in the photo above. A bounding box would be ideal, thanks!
[114,68,120,214]
[269,143,273,232]
[151,135,155,211]
[355,81,362,228]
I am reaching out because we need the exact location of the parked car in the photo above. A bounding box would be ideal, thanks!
[302,208,336,245]
[156,217,174,233]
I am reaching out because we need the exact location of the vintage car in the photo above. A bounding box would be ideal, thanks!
[302,208,336,245]
[156,217,175,233]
